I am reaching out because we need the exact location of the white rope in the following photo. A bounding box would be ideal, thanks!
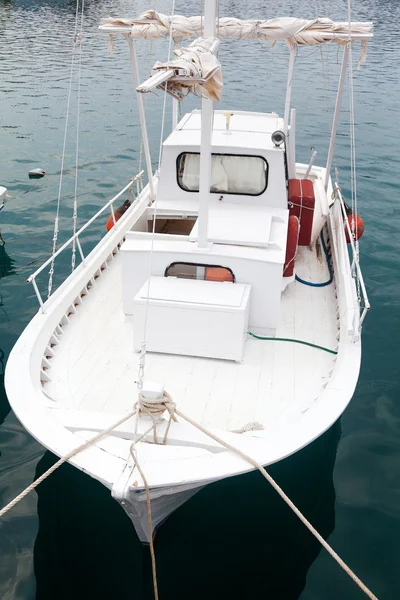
[131,390,377,599]
[72,0,85,271]
[0,410,135,519]
[158,0,176,171]
[133,1,177,454]
[1,387,378,600]
[135,390,177,444]
[172,406,378,600]
[48,0,81,297]
[347,0,361,303]
[129,444,159,600]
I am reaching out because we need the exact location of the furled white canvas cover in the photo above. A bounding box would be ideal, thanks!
[153,37,222,101]
[101,11,373,46]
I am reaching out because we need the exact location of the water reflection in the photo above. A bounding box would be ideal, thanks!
[34,420,340,600]
[0,245,16,424]
[0,244,16,281]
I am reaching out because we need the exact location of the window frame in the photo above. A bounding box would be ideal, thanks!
[164,261,236,283]
[176,152,269,197]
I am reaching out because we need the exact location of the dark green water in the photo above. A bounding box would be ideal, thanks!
[1,0,399,598]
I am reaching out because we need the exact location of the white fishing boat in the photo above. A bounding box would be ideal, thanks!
[5,7,372,543]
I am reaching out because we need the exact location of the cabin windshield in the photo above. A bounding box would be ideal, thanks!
[177,153,268,196]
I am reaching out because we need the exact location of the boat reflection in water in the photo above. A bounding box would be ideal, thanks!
[34,420,340,599]
[0,244,16,425]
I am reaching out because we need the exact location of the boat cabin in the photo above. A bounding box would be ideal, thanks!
[120,109,302,361]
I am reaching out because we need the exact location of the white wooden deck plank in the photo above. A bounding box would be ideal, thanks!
[269,273,297,425]
[73,317,128,406]
[180,359,218,423]
[46,244,339,434]
[254,340,275,425]
[202,359,238,428]
[227,341,263,431]
[101,361,136,413]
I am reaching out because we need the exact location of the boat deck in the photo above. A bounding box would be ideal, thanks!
[44,245,338,434]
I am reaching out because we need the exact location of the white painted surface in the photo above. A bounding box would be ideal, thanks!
[180,110,284,139]
[39,242,339,435]
[133,276,251,360]
[136,276,246,306]
[189,204,286,248]
[121,235,286,330]
[157,110,287,209]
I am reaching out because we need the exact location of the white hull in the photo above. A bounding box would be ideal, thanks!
[5,161,362,542]
[113,480,206,543]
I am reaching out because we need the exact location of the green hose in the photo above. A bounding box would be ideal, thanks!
[248,332,338,355]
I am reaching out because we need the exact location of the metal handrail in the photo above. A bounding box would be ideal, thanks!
[333,183,370,326]
[27,171,144,306]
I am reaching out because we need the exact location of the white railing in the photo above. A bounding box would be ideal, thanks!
[333,183,370,326]
[27,171,144,308]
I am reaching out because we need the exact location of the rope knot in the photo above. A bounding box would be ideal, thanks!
[134,382,177,444]
[138,389,175,419]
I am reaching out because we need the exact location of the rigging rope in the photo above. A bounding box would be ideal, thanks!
[48,0,81,297]
[158,0,176,171]
[71,0,85,271]
[347,0,361,304]
[133,0,176,454]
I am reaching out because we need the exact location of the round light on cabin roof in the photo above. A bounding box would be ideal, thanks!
[271,130,285,147]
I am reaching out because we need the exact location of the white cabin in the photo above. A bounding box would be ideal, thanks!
[121,109,293,362]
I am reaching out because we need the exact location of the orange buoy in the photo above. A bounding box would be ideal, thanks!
[106,214,114,231]
[105,198,131,231]
[345,213,364,243]
[283,215,300,277]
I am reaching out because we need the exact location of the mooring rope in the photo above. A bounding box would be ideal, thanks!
[0,410,135,519]
[0,393,378,600]
[129,444,159,600]
[130,391,378,600]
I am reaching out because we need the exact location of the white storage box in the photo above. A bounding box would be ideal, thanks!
[133,276,251,361]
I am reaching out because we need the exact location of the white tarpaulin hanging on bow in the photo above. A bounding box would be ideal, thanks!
[152,37,222,101]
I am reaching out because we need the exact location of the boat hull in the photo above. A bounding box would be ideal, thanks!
[5,169,362,543]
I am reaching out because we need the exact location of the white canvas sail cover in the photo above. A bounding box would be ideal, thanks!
[152,37,222,101]
[101,10,373,47]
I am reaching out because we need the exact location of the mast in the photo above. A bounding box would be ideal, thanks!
[197,2,217,249]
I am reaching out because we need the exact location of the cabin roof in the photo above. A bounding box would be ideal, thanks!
[164,110,285,152]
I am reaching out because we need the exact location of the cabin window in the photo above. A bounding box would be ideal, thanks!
[165,262,235,283]
[177,153,268,196]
